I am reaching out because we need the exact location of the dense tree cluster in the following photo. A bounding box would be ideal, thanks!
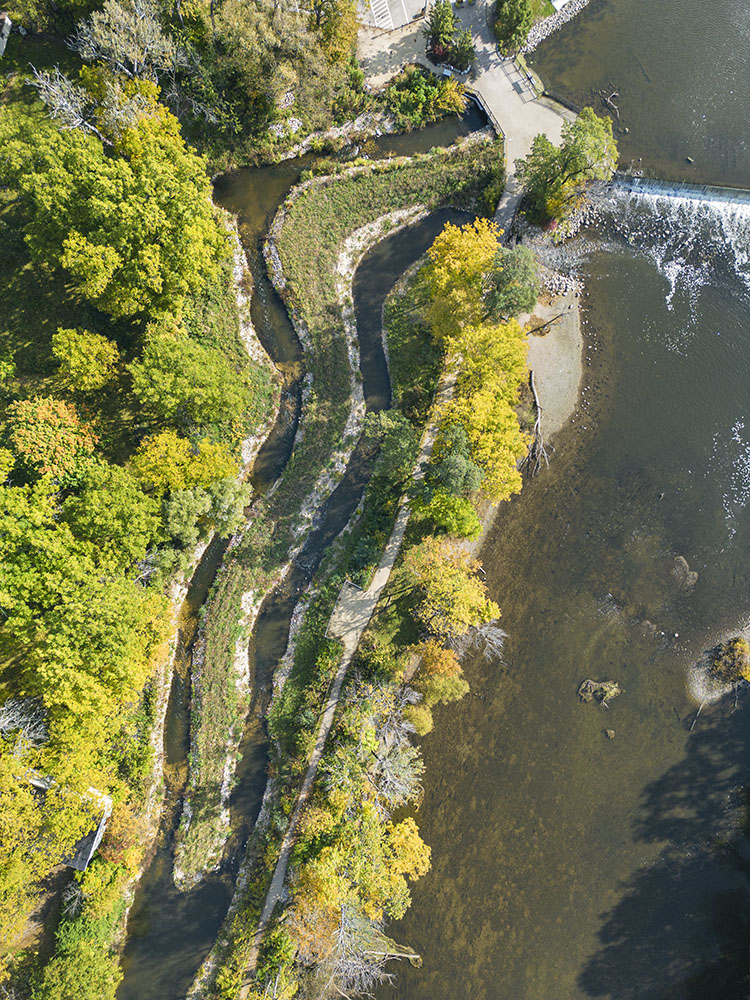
[423,0,476,69]
[420,218,533,500]
[252,212,533,997]
[385,65,466,130]
[1,79,227,321]
[0,39,270,966]
[516,107,618,223]
[493,0,533,53]
[8,0,366,161]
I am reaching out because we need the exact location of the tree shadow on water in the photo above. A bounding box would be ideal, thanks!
[579,700,750,1000]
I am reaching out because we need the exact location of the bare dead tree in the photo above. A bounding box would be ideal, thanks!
[369,742,423,816]
[374,686,420,749]
[0,697,47,746]
[61,881,85,919]
[27,66,110,144]
[521,369,553,475]
[162,72,219,124]
[317,906,395,999]
[451,619,507,662]
[28,65,156,141]
[69,0,180,81]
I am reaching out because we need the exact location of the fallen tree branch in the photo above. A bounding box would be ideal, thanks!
[603,90,620,125]
[689,701,705,732]
[521,369,553,474]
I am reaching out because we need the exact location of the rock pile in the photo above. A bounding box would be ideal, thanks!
[523,0,594,53]
[543,271,581,295]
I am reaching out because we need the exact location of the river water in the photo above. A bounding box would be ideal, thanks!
[382,3,750,999]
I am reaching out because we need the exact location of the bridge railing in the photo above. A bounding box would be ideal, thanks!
[464,86,505,144]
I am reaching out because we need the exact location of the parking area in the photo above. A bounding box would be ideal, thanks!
[358,0,425,32]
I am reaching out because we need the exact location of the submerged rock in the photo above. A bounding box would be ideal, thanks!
[578,678,623,704]
[671,555,699,590]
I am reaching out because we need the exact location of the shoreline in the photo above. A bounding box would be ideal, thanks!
[465,285,584,560]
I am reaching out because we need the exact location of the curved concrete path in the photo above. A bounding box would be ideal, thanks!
[358,2,575,230]
[239,375,453,990]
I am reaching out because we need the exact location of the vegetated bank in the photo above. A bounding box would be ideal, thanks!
[191,204,543,997]
[174,134,504,885]
[0,8,483,998]
[0,63,275,998]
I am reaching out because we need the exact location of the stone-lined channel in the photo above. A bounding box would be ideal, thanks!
[117,108,486,1000]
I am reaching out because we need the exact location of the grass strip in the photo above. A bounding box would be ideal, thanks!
[175,136,504,884]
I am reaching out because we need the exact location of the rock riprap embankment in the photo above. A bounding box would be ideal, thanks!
[523,0,594,53]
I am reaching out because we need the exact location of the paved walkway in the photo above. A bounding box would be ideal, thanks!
[358,1,575,232]
[239,375,453,989]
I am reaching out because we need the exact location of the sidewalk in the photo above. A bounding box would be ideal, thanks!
[358,1,575,229]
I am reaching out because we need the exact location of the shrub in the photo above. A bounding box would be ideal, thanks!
[385,67,466,130]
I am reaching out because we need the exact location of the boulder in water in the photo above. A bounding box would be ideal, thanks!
[578,679,623,704]
[708,637,750,684]
[671,555,698,590]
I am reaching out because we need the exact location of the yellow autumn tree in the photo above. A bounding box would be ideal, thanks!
[421,217,502,342]
[440,318,529,501]
[130,430,236,495]
[415,639,462,678]
[402,536,500,641]
[386,817,431,880]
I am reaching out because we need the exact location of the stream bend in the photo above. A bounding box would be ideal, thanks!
[118,204,470,1000]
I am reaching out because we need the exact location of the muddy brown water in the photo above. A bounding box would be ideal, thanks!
[382,5,750,996]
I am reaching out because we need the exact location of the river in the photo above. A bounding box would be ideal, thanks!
[382,2,750,999]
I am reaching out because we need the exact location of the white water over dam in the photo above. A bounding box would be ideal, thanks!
[588,174,750,302]
[614,174,750,207]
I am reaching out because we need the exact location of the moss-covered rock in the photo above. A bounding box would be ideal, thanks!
[709,637,750,683]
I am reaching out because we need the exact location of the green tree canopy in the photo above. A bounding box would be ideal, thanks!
[423,422,484,498]
[423,0,456,53]
[484,245,540,319]
[214,0,346,134]
[0,85,228,320]
[516,107,618,222]
[417,491,481,539]
[52,327,120,393]
[450,29,476,72]
[493,0,533,54]
[364,410,419,486]
[128,333,251,430]
[0,481,168,738]
[60,462,160,570]
[309,0,359,63]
